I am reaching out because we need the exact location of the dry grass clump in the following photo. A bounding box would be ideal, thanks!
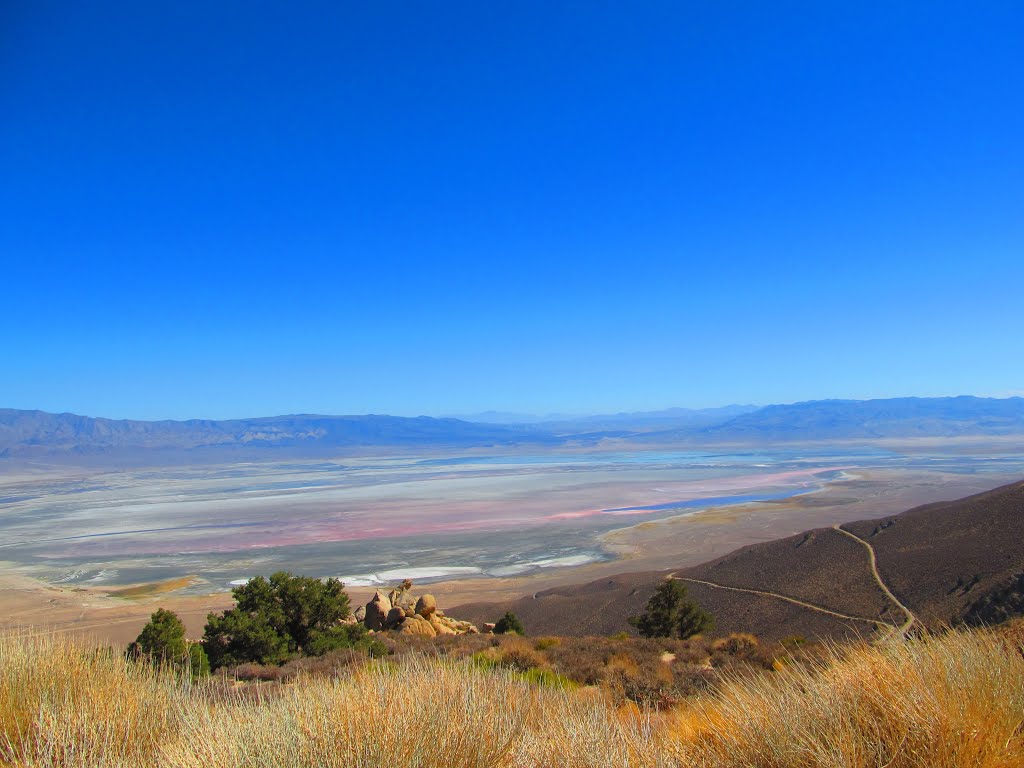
[522,692,678,768]
[492,637,548,672]
[161,657,532,768]
[1,627,1021,767]
[673,628,1024,768]
[996,616,1024,649]
[0,632,186,767]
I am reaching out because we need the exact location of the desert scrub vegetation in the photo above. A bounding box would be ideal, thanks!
[669,626,1024,768]
[378,631,786,705]
[1,627,1022,767]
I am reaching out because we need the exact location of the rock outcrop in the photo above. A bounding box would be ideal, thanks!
[397,615,437,637]
[363,591,392,631]
[388,580,415,612]
[385,606,406,629]
[415,594,437,617]
[361,581,478,637]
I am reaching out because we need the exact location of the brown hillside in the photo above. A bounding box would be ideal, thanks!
[454,479,1024,640]
[842,479,1024,626]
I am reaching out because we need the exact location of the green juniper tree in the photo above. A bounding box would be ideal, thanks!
[202,571,380,669]
[129,607,209,678]
[629,578,713,640]
[132,608,187,660]
[493,611,526,635]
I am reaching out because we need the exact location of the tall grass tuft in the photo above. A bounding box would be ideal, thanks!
[673,628,1024,768]
[0,631,186,767]
[160,657,531,768]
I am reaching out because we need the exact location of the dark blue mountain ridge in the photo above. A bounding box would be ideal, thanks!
[640,396,1024,442]
[2,396,1023,460]
[0,410,554,458]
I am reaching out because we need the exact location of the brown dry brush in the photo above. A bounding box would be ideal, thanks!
[669,628,1024,768]
[1,627,1022,767]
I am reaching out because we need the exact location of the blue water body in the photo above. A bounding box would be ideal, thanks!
[602,487,815,514]
[412,445,919,470]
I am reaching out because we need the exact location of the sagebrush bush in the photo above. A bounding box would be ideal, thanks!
[710,632,759,655]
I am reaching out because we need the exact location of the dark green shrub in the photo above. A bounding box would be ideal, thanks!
[494,612,525,636]
[202,571,359,669]
[629,579,713,640]
[133,608,187,661]
[129,607,209,679]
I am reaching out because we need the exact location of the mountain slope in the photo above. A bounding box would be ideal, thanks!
[453,479,1024,640]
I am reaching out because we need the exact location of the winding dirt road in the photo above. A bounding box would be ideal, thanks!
[668,574,890,629]
[667,521,920,641]
[831,523,917,637]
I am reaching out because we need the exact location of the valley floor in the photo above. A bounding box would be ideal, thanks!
[0,465,1017,645]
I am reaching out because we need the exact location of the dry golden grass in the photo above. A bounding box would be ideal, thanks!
[670,629,1024,768]
[1,627,1021,767]
[0,633,185,767]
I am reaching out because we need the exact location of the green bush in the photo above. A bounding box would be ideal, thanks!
[202,571,361,669]
[469,651,498,671]
[533,636,561,651]
[132,608,187,660]
[494,612,525,636]
[629,578,713,640]
[129,608,208,679]
[188,643,210,678]
[521,667,576,689]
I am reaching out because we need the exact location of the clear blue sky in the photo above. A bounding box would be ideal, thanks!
[2,2,1022,420]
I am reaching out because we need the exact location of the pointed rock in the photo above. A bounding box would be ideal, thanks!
[364,590,392,631]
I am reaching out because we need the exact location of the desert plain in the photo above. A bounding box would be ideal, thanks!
[2,439,1022,645]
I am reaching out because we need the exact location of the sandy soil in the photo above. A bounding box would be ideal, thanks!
[0,570,235,645]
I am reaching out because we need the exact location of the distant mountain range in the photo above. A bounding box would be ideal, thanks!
[0,410,555,462]
[448,404,759,430]
[2,395,1023,463]
[636,396,1024,443]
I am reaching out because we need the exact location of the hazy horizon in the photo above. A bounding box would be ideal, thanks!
[4,391,1024,424]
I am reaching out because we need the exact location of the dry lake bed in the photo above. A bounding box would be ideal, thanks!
[2,442,1023,642]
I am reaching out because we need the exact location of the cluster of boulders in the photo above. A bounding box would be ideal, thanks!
[352,579,480,638]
